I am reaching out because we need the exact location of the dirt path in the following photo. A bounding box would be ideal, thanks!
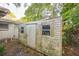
[0,39,44,56]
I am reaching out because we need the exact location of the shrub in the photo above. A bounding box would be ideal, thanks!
[63,24,79,46]
[0,43,5,56]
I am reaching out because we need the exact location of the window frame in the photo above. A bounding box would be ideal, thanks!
[0,23,9,31]
[42,25,50,36]
[20,26,24,33]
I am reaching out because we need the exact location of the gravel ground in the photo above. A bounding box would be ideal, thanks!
[0,39,44,56]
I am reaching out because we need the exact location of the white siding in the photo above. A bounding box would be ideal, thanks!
[0,24,18,40]
[26,24,36,48]
[19,17,62,55]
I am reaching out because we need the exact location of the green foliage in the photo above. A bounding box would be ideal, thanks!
[61,3,79,45]
[23,3,53,22]
[0,43,5,55]
[63,28,72,45]
[61,3,79,27]
[21,17,31,22]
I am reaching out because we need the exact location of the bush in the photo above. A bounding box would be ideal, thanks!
[63,24,79,46]
[0,43,5,56]
[63,29,72,45]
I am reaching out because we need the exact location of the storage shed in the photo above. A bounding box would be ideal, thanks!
[0,18,19,40]
[19,16,62,56]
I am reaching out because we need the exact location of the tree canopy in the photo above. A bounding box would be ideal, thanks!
[21,3,53,22]
[61,3,79,30]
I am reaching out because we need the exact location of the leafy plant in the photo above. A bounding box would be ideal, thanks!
[61,3,79,45]
[0,43,5,56]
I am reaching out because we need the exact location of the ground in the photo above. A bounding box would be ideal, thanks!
[63,44,79,56]
[0,39,45,56]
[1,39,79,56]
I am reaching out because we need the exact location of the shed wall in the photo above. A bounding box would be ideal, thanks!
[19,17,62,56]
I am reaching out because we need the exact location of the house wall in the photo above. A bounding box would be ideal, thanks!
[0,23,19,40]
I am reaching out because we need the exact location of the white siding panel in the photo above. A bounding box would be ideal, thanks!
[0,24,18,40]
[26,24,36,48]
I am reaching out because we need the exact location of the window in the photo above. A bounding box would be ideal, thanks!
[0,23,8,30]
[42,25,50,35]
[21,27,24,33]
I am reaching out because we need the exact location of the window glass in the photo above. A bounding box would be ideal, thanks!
[21,27,24,33]
[0,23,8,30]
[42,25,50,35]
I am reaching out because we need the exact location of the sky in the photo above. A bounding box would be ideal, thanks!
[0,3,31,19]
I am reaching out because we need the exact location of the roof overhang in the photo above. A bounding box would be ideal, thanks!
[0,6,9,17]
